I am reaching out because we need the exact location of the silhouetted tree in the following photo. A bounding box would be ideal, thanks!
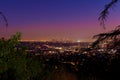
[0,11,8,27]
[92,25,120,48]
[92,0,120,48]
[99,0,118,29]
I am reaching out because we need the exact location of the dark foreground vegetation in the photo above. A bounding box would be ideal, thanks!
[1,31,120,80]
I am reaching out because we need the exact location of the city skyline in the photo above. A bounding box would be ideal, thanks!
[0,0,120,42]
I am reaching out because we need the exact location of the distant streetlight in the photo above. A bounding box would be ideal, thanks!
[77,40,81,43]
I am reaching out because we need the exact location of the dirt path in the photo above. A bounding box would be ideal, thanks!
[49,66,78,80]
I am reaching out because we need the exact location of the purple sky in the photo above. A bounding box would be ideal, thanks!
[0,0,120,42]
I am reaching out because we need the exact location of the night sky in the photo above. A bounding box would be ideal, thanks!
[0,0,120,42]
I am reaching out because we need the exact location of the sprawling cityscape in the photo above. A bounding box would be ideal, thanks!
[1,0,120,80]
[19,41,90,55]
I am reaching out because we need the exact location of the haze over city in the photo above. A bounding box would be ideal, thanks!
[0,0,120,42]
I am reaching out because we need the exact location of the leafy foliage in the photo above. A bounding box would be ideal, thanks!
[92,25,120,48]
[0,11,8,27]
[99,0,118,29]
[0,33,45,80]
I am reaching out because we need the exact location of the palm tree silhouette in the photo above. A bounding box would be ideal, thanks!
[92,0,120,48]
[0,11,8,27]
[92,25,120,48]
[99,0,118,29]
